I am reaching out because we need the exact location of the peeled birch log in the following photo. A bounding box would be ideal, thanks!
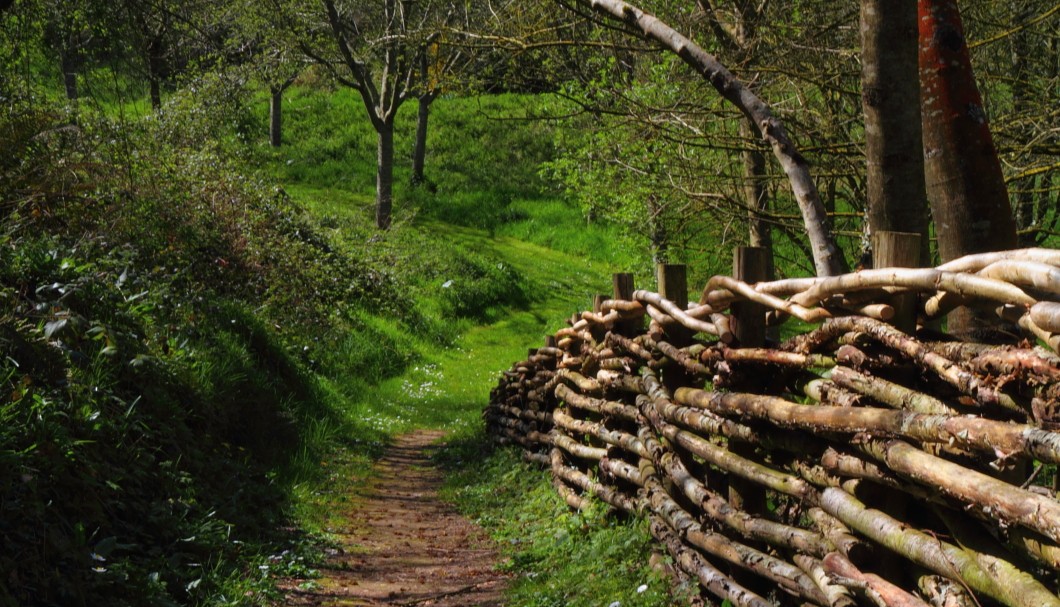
[1031,301,1060,333]
[977,260,1060,295]
[705,275,827,322]
[858,438,1060,543]
[820,487,1060,607]
[935,247,1060,273]
[1017,313,1060,352]
[634,290,721,336]
[790,268,1035,309]
[675,386,1060,462]
[822,552,931,607]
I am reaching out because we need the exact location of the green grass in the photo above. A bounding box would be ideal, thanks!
[2,48,693,604]
[244,82,688,606]
[437,442,692,607]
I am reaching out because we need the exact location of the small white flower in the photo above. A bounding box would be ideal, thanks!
[636,584,648,593]
[442,280,453,288]
[608,602,621,607]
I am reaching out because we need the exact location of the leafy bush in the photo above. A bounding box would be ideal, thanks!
[0,92,408,605]
[439,254,531,322]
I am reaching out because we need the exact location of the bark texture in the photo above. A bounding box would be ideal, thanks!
[861,0,928,261]
[919,0,1016,275]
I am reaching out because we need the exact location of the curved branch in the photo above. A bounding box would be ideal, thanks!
[583,0,846,276]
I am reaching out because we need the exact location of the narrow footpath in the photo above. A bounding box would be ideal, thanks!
[279,430,510,606]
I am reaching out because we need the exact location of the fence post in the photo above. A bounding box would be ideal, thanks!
[728,248,769,595]
[872,231,921,333]
[592,294,607,314]
[731,247,768,347]
[612,273,639,337]
[656,264,691,347]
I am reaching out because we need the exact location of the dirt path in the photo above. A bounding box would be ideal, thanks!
[279,430,510,606]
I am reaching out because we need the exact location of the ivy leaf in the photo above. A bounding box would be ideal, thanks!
[43,319,68,339]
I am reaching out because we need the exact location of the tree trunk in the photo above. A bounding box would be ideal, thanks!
[739,119,772,259]
[918,0,1018,334]
[269,87,283,147]
[861,0,928,264]
[376,120,395,230]
[647,194,667,265]
[918,0,1015,261]
[411,93,434,186]
[60,50,78,101]
[147,34,164,110]
[1010,6,1037,246]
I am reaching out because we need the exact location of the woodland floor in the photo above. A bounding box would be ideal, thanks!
[277,430,510,606]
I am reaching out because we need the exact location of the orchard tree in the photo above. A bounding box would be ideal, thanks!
[233,1,304,147]
[277,0,458,229]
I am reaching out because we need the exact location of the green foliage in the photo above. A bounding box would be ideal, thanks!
[439,255,530,322]
[0,89,398,605]
[439,438,691,607]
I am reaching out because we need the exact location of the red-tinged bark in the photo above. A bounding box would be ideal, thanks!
[919,0,1017,333]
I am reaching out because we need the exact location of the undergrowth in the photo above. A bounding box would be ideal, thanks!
[437,435,693,607]
[2,56,692,606]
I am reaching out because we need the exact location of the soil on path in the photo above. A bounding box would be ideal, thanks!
[279,430,510,606]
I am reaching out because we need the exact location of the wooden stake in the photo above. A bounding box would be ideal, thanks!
[656,263,692,347]
[732,247,769,347]
[872,231,921,333]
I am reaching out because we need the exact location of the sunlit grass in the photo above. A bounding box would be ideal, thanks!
[245,84,686,607]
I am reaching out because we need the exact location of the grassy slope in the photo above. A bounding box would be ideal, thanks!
[256,87,686,606]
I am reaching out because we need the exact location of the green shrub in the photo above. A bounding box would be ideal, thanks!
[440,254,531,322]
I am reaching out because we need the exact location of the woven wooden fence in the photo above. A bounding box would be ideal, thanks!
[486,238,1060,607]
